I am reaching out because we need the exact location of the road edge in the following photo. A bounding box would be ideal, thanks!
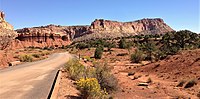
[47,69,62,99]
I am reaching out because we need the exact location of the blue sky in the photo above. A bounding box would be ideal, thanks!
[0,0,199,33]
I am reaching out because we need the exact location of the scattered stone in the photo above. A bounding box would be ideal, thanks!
[138,83,149,86]
[8,61,20,66]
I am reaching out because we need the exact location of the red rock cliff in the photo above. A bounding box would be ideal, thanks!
[16,18,174,42]
[90,18,173,34]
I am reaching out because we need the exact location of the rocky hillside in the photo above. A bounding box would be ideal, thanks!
[16,25,89,41]
[0,11,16,37]
[16,18,174,42]
[0,11,70,49]
[0,11,17,50]
[74,18,174,41]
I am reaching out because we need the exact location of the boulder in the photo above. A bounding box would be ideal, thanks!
[8,61,21,66]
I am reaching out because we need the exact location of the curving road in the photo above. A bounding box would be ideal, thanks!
[0,52,72,99]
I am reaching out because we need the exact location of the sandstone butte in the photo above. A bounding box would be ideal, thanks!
[0,11,174,49]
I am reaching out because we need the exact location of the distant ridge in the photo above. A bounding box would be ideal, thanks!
[16,18,174,42]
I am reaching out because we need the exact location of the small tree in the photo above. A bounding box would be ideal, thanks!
[107,43,115,52]
[119,38,126,49]
[140,41,157,61]
[131,49,144,63]
[94,45,104,59]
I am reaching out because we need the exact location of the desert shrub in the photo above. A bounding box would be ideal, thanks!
[32,54,41,58]
[139,41,157,61]
[130,49,144,63]
[76,42,90,49]
[76,78,107,99]
[107,43,116,51]
[184,79,197,88]
[94,45,104,59]
[64,59,85,80]
[19,54,33,62]
[154,50,167,60]
[94,63,118,93]
[118,38,127,49]
[41,51,50,56]
[84,68,96,78]
[43,46,48,50]
[160,44,180,55]
[83,56,93,62]
[94,39,106,46]
[176,80,186,87]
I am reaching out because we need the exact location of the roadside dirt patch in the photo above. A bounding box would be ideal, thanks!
[58,71,80,99]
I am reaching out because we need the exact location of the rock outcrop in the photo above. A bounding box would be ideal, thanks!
[0,11,14,31]
[16,18,174,42]
[16,25,89,48]
[90,18,173,34]
[0,11,17,50]
[73,18,174,41]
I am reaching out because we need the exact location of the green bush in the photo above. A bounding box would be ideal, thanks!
[119,38,127,49]
[139,42,157,61]
[76,78,107,99]
[154,50,167,60]
[32,54,41,58]
[41,51,50,56]
[160,30,200,55]
[82,56,93,62]
[130,49,144,63]
[107,43,116,51]
[65,59,118,96]
[19,54,33,62]
[94,63,118,93]
[76,42,90,49]
[94,45,104,59]
[64,59,85,80]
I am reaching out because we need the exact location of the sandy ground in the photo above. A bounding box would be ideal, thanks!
[0,52,72,99]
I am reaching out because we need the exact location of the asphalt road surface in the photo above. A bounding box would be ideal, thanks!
[0,52,72,99]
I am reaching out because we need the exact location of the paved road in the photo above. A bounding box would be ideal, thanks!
[0,52,72,99]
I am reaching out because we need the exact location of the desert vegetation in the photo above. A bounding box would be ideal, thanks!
[70,30,200,63]
[63,30,200,99]
[18,54,33,62]
[64,59,118,98]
